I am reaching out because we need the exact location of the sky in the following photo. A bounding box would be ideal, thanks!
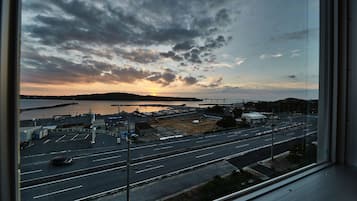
[20,0,319,101]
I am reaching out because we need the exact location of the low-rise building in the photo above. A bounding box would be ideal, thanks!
[241,112,267,125]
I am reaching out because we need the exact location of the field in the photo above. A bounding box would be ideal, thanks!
[151,114,218,135]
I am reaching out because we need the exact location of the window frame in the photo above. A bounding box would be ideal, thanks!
[0,0,21,201]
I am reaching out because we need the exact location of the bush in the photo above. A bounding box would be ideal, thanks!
[217,116,236,128]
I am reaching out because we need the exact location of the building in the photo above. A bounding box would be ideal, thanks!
[241,112,267,125]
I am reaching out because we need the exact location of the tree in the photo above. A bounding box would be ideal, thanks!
[217,116,236,128]
[206,105,225,114]
[233,107,243,118]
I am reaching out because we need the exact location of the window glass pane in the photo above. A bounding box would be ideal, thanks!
[19,0,321,200]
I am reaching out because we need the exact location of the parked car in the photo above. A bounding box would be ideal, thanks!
[50,156,73,166]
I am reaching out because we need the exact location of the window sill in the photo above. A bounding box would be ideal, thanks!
[228,164,357,201]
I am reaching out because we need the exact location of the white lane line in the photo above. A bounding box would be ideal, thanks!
[132,144,157,150]
[242,134,249,137]
[21,169,43,176]
[227,134,237,138]
[43,139,51,144]
[84,134,89,139]
[71,134,79,141]
[55,135,66,143]
[205,134,217,138]
[154,146,173,151]
[264,138,272,142]
[195,152,214,159]
[235,144,249,149]
[162,138,191,145]
[33,185,83,199]
[135,165,164,174]
[92,155,121,162]
[195,139,211,143]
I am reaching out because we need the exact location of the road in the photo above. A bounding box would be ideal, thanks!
[20,115,317,201]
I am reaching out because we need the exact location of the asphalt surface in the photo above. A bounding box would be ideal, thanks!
[20,115,317,201]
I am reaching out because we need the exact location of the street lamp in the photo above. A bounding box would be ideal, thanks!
[126,118,135,201]
[271,121,276,164]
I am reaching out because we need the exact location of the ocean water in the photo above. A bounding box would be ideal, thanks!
[20,99,240,120]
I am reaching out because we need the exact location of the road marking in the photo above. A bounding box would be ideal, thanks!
[195,152,214,158]
[71,134,79,141]
[195,139,211,143]
[242,134,249,137]
[43,139,51,144]
[92,155,121,162]
[264,138,272,142]
[33,185,83,199]
[154,146,173,151]
[21,169,43,176]
[132,144,157,150]
[205,134,217,138]
[55,135,66,143]
[84,134,89,139]
[235,144,249,149]
[135,165,164,174]
[162,138,191,145]
[227,134,237,138]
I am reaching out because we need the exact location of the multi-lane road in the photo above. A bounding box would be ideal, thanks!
[20,115,317,201]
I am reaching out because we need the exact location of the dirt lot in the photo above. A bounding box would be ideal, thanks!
[151,114,218,135]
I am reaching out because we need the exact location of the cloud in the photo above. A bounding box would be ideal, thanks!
[173,40,195,51]
[259,53,283,59]
[287,75,297,79]
[215,8,231,26]
[271,28,318,41]
[115,48,160,63]
[209,62,233,68]
[21,48,181,86]
[180,76,199,85]
[199,77,223,88]
[235,57,246,65]
[24,0,237,48]
[160,51,184,61]
[290,49,301,58]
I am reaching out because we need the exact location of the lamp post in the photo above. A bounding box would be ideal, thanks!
[126,118,135,201]
[271,121,276,164]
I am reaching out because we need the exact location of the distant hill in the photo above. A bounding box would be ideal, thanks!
[244,98,318,114]
[20,92,202,102]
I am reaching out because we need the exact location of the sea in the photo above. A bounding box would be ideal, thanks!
[20,99,241,120]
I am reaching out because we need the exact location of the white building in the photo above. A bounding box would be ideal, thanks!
[241,112,267,125]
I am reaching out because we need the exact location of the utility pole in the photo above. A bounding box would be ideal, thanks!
[126,134,130,201]
[271,121,276,164]
[126,116,134,201]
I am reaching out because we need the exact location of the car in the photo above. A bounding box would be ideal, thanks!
[50,156,73,166]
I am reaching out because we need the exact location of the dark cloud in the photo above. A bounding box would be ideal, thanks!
[21,0,240,88]
[287,75,297,79]
[24,0,236,47]
[21,49,179,86]
[173,40,195,51]
[116,48,160,64]
[160,51,183,61]
[215,8,231,25]
[180,76,199,85]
